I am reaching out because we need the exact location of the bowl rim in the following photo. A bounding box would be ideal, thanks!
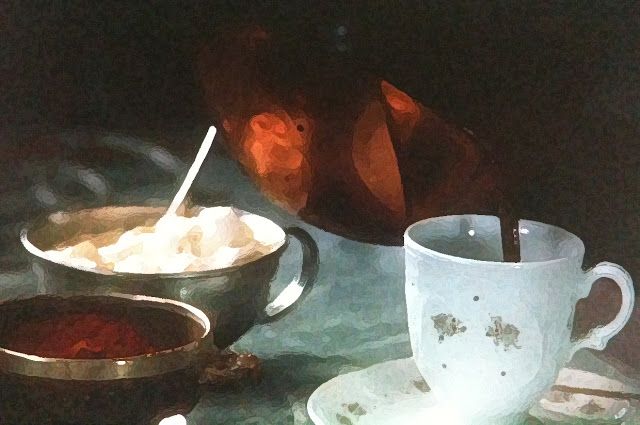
[0,292,211,380]
[20,204,288,278]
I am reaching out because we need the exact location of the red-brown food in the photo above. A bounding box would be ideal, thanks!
[7,313,157,359]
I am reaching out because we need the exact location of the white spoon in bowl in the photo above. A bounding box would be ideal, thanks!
[165,126,217,217]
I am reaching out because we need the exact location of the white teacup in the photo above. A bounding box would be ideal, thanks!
[404,215,635,425]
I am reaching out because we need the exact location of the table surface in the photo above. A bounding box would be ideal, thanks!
[1,129,637,424]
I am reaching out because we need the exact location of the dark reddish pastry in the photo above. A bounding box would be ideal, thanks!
[8,313,156,359]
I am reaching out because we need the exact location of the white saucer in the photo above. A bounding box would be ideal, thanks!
[308,357,640,424]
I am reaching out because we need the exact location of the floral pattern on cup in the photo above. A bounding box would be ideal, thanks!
[486,315,522,351]
[431,313,467,343]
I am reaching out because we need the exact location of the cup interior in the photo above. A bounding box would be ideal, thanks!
[406,215,584,263]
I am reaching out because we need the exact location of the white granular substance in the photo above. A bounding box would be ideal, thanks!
[43,207,283,274]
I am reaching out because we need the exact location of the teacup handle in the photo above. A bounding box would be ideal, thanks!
[258,226,319,323]
[569,262,635,357]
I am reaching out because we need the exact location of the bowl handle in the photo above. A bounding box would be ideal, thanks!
[257,226,319,323]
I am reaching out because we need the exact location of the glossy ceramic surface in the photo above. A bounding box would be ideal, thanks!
[404,215,635,424]
[307,356,640,425]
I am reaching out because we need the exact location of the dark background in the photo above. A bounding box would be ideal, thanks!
[2,2,640,357]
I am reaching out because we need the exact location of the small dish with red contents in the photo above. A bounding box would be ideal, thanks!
[0,293,210,425]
